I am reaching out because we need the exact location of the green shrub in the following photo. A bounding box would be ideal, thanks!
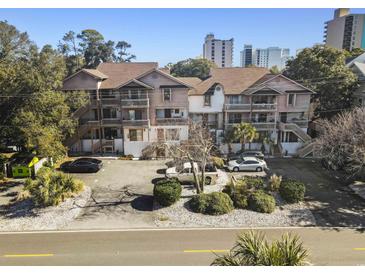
[279,179,306,203]
[245,177,265,190]
[222,180,249,209]
[212,156,225,169]
[248,190,276,213]
[25,170,84,207]
[189,192,234,215]
[269,174,282,192]
[153,178,182,207]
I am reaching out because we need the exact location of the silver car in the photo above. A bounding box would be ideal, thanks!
[227,157,267,172]
[165,162,218,185]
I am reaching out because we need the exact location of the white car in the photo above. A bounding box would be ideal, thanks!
[165,162,218,184]
[227,157,267,172]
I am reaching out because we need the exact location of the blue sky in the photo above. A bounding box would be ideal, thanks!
[1,8,365,66]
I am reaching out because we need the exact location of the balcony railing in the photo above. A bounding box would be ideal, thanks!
[251,122,277,130]
[122,119,149,127]
[289,120,309,128]
[101,118,122,125]
[156,117,188,125]
[226,122,277,130]
[224,104,251,111]
[251,103,277,111]
[100,98,120,105]
[121,99,149,108]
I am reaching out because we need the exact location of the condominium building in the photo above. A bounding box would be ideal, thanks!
[63,63,314,157]
[203,33,234,68]
[324,8,365,50]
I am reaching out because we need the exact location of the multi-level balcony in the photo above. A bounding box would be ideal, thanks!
[120,90,149,108]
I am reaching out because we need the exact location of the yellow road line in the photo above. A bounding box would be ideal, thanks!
[3,254,54,258]
[354,248,365,251]
[184,249,229,253]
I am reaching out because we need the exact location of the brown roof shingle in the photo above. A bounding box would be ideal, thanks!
[82,69,108,79]
[175,77,203,87]
[97,62,158,89]
[191,67,270,95]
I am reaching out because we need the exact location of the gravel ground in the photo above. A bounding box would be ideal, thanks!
[0,187,91,231]
[154,185,316,228]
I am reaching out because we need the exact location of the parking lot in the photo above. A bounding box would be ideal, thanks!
[65,157,365,230]
[66,159,168,229]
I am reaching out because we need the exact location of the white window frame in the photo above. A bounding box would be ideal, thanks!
[287,93,296,107]
[162,88,172,101]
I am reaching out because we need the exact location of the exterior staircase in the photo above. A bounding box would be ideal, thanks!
[279,122,311,142]
[71,102,91,118]
[296,141,320,158]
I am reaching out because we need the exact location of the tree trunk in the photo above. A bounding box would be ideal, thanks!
[200,159,206,193]
[190,159,201,194]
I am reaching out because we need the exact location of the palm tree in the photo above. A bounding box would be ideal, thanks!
[211,231,309,266]
[233,123,257,151]
[222,127,236,155]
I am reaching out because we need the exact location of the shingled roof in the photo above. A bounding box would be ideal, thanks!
[189,67,270,95]
[175,77,203,87]
[97,62,158,89]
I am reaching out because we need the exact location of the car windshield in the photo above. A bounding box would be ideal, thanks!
[236,159,243,164]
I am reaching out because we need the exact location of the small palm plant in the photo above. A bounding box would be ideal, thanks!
[233,123,257,151]
[211,231,309,266]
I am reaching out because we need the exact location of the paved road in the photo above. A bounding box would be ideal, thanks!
[0,227,365,266]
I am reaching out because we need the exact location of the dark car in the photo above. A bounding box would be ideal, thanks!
[227,150,265,161]
[61,158,103,173]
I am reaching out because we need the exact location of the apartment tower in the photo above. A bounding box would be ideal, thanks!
[203,33,234,68]
[324,8,365,50]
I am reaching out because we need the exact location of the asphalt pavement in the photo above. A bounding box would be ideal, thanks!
[0,227,365,266]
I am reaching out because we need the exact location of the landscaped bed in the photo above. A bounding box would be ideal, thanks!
[0,186,91,231]
[0,167,91,231]
[153,176,316,228]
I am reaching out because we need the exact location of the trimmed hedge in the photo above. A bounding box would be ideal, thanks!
[189,192,234,215]
[279,179,305,203]
[153,178,182,207]
[222,180,249,209]
[248,190,276,213]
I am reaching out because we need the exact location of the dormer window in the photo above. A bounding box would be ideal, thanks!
[163,88,171,101]
[204,94,211,106]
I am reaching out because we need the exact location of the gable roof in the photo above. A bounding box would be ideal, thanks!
[96,62,158,89]
[191,67,270,95]
[63,68,108,82]
[188,68,314,96]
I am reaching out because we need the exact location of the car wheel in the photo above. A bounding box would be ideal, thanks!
[233,167,239,172]
[256,167,263,172]
[205,177,212,185]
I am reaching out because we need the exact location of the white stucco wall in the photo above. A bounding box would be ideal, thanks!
[281,142,303,155]
[123,141,150,157]
[189,85,224,113]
